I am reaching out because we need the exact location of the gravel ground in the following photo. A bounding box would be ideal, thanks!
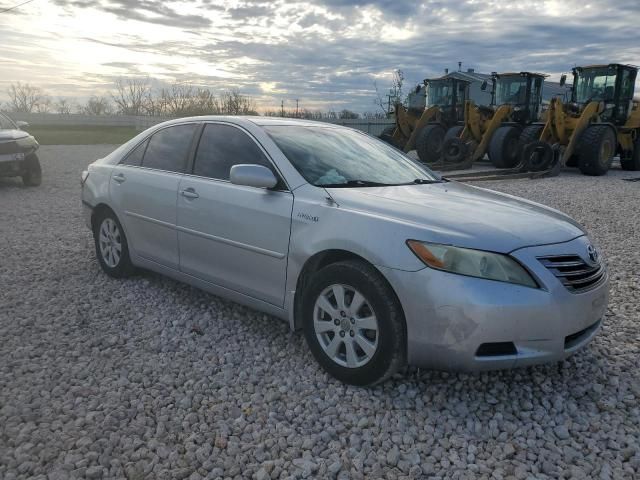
[1,145,639,480]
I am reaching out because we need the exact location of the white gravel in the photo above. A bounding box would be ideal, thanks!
[1,145,639,480]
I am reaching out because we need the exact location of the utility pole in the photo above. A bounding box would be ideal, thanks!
[295,99,299,118]
[281,100,284,117]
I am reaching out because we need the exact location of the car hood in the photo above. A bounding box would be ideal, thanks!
[325,181,585,253]
[0,129,30,142]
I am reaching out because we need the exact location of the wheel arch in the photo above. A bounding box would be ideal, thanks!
[291,249,407,334]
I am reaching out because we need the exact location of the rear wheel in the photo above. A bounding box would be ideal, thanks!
[93,209,134,278]
[302,260,405,386]
[578,125,616,176]
[488,126,522,168]
[620,135,640,171]
[21,153,42,186]
[415,124,446,163]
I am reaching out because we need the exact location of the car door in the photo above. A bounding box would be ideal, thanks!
[176,122,294,307]
[109,123,198,270]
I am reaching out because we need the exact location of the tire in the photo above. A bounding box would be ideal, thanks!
[441,137,469,164]
[21,153,42,186]
[444,126,464,143]
[379,126,396,145]
[620,135,640,171]
[577,125,616,176]
[302,260,406,386]
[415,124,446,163]
[519,125,544,145]
[93,209,134,278]
[522,141,554,171]
[488,126,522,168]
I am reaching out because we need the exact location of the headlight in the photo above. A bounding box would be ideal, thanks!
[513,106,522,112]
[407,240,538,288]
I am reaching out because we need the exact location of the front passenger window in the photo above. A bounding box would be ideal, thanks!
[142,124,198,173]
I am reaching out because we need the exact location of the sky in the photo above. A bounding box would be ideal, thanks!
[1,0,639,113]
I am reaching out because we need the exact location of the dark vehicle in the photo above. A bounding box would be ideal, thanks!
[0,112,41,186]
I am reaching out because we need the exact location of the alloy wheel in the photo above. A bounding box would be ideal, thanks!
[313,284,379,368]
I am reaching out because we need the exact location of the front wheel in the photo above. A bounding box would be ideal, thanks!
[489,126,522,168]
[578,125,615,176]
[302,260,406,386]
[93,210,134,278]
[21,153,42,186]
[415,124,446,163]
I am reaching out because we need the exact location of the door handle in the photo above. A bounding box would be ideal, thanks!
[181,188,199,199]
[112,173,126,183]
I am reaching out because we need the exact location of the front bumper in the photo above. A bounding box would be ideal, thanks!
[380,236,609,371]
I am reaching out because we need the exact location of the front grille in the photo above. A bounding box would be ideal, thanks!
[538,255,605,293]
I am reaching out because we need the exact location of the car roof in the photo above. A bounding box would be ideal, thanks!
[154,115,344,129]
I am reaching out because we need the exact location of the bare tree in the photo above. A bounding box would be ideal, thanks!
[7,82,48,113]
[34,97,52,113]
[54,98,74,115]
[373,69,404,116]
[82,96,112,115]
[219,89,257,115]
[111,77,151,115]
[339,109,360,119]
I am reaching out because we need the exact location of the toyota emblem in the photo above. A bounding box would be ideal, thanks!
[586,245,599,265]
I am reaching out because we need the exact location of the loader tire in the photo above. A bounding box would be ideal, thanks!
[620,136,640,171]
[444,126,464,143]
[442,137,469,164]
[519,125,544,147]
[522,141,554,172]
[416,124,446,163]
[489,126,521,168]
[577,125,615,176]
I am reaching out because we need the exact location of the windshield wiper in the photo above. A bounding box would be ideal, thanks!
[319,179,395,188]
[410,178,441,184]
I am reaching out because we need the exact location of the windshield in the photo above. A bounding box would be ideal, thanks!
[575,68,617,103]
[495,77,527,105]
[264,125,437,187]
[427,82,454,106]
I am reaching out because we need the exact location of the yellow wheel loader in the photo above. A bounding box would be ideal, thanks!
[440,72,546,170]
[520,63,640,175]
[380,77,470,163]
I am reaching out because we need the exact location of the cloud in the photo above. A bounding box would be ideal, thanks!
[0,0,639,112]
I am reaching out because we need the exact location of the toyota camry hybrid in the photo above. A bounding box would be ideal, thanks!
[81,117,609,385]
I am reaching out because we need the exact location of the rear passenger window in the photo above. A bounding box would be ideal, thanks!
[193,124,275,181]
[142,124,197,173]
[121,139,147,166]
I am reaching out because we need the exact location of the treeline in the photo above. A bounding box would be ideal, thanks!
[4,79,387,120]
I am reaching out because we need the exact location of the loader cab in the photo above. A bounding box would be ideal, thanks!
[570,64,638,125]
[492,72,545,123]
[424,77,470,123]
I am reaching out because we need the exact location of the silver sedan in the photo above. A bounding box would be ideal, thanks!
[81,117,609,385]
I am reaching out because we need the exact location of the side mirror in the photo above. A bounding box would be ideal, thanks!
[230,164,278,189]
[560,74,567,87]
[480,80,488,91]
[16,121,29,129]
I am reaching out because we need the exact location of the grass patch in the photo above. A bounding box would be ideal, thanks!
[23,124,139,145]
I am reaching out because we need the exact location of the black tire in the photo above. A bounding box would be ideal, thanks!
[444,126,464,143]
[488,126,522,168]
[379,126,396,145]
[577,125,616,176]
[21,153,42,186]
[522,141,554,171]
[519,125,544,146]
[416,124,446,163]
[302,260,406,386]
[620,135,640,171]
[441,136,469,164]
[92,209,134,278]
